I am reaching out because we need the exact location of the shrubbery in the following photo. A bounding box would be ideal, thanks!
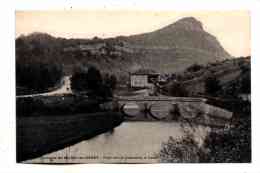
[202,111,251,162]
[186,63,204,73]
[159,134,203,163]
[159,100,251,163]
[201,99,251,163]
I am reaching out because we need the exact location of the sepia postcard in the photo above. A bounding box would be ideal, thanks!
[16,10,251,163]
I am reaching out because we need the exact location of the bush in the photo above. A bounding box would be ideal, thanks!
[202,101,251,163]
[205,76,221,96]
[186,63,203,72]
[159,134,202,163]
[202,117,251,162]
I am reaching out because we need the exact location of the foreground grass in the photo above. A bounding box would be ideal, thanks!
[17,112,124,162]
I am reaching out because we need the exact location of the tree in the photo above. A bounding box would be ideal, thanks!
[86,66,103,90]
[70,69,89,92]
[240,72,251,94]
[169,82,188,97]
[205,76,221,96]
[103,73,117,91]
[170,104,181,121]
[71,66,113,99]
[71,66,102,93]
[16,61,63,94]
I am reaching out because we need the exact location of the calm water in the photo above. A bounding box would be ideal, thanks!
[28,121,210,163]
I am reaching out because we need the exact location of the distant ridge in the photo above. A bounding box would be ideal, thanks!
[16,17,231,76]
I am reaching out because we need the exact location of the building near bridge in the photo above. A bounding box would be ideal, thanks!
[130,69,159,88]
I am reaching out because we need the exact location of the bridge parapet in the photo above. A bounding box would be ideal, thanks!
[116,96,207,102]
[113,96,232,128]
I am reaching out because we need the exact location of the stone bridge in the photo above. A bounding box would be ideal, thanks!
[112,96,232,128]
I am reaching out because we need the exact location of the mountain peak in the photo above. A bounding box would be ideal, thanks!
[173,17,204,31]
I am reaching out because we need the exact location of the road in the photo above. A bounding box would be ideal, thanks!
[16,75,72,98]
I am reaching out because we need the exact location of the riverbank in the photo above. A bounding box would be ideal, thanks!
[16,94,102,116]
[17,112,124,162]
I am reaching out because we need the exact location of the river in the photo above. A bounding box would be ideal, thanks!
[26,121,210,163]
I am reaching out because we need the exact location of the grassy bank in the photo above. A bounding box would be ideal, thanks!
[17,111,124,162]
[16,94,102,116]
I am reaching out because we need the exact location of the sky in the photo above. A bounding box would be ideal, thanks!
[16,10,250,57]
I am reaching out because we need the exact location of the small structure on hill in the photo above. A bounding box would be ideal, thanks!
[130,69,159,88]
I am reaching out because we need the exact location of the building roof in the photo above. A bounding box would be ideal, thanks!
[131,69,159,75]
